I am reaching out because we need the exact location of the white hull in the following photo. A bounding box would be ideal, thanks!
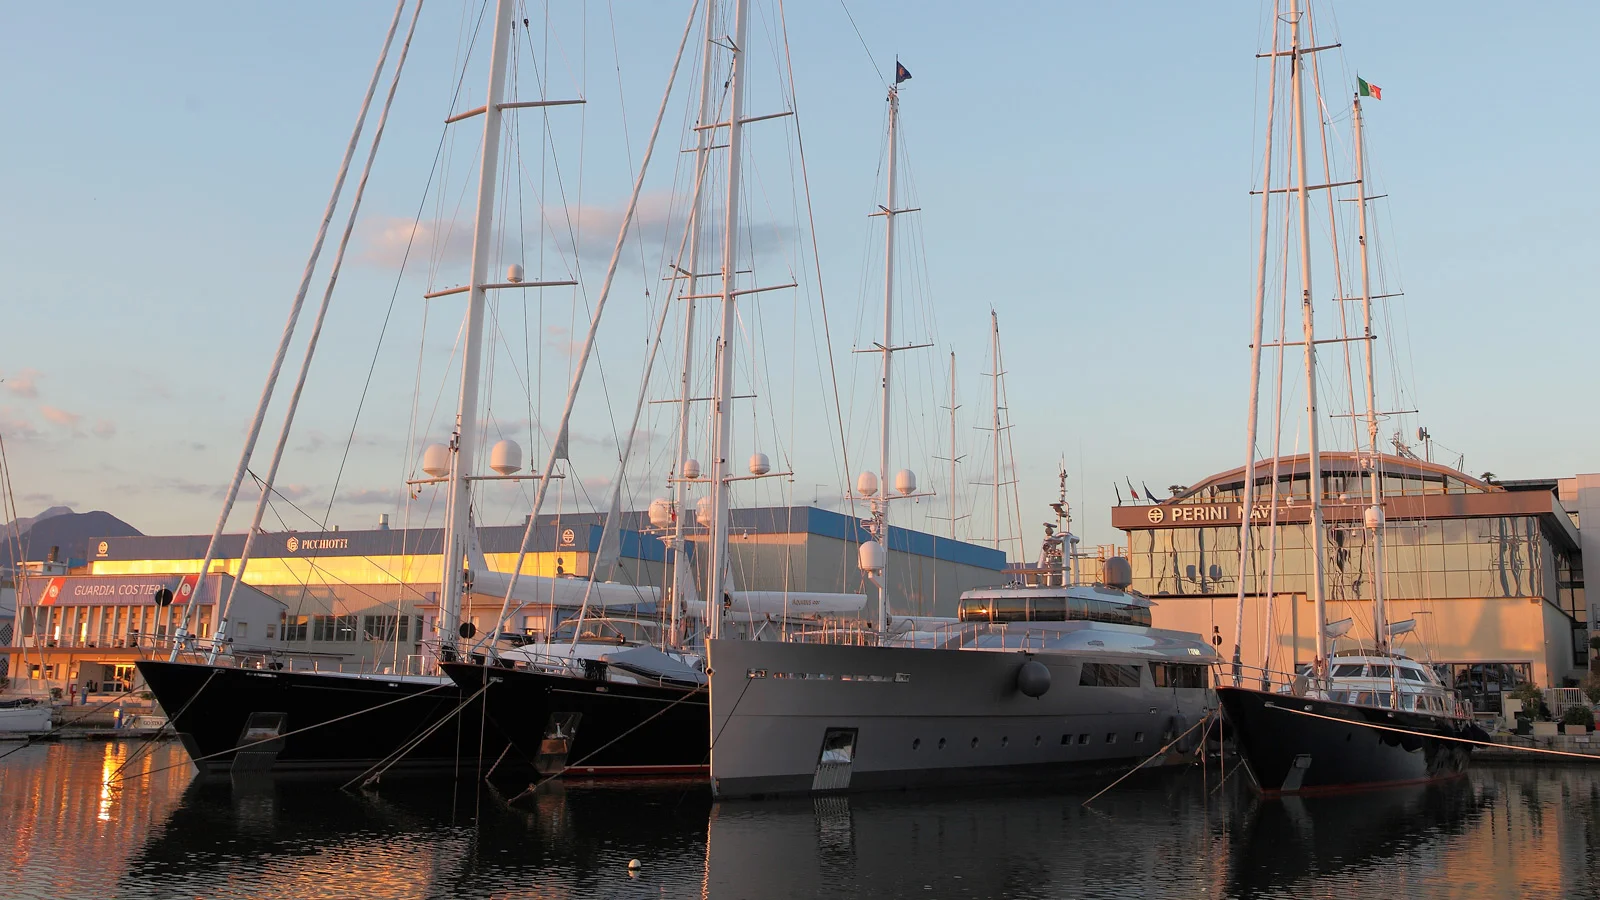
[0,705,53,733]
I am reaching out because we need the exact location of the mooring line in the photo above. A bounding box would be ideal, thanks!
[344,681,492,790]
[1081,713,1213,808]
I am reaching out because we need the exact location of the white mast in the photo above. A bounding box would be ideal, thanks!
[439,0,518,659]
[1352,93,1388,652]
[670,0,719,643]
[1288,0,1330,677]
[1231,0,1282,685]
[943,351,961,540]
[871,81,902,635]
[704,0,751,641]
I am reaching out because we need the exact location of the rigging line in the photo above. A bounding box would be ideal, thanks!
[778,0,854,515]
[344,680,493,789]
[1080,713,1213,807]
[110,680,461,784]
[175,0,409,648]
[836,0,885,87]
[104,668,222,780]
[216,0,427,653]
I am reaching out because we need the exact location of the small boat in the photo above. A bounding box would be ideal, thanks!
[0,697,52,733]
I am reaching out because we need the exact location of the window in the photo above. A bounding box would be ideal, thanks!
[312,615,357,642]
[1077,734,1091,745]
[1105,733,1118,744]
[1080,663,1143,687]
[1149,663,1208,689]
[1397,667,1428,682]
[1332,663,1365,678]
[1134,731,1145,743]
[235,622,248,640]
[279,615,308,642]
[362,615,412,642]
[1061,734,1071,745]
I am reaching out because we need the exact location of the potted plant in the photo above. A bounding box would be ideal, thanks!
[1508,682,1545,735]
[1563,705,1595,735]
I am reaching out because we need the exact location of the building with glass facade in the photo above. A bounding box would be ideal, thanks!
[1111,453,1590,710]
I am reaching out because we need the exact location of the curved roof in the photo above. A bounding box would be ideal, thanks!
[1169,451,1499,504]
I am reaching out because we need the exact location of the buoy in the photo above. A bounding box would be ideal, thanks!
[1016,660,1051,698]
[628,859,641,870]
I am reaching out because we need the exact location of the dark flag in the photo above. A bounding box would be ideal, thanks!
[1142,482,1161,503]
[895,62,912,84]
[1114,482,1124,506]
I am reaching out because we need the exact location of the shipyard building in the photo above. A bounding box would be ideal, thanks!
[3,506,1006,696]
[1114,454,1594,712]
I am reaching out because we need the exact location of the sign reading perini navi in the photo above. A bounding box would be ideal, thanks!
[1141,504,1277,525]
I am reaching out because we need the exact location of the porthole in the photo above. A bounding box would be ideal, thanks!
[912,738,921,750]
[1060,734,1071,745]
[1035,735,1042,747]
[1106,733,1118,744]
[971,737,979,749]
[1077,734,1090,745]
[937,737,946,750]
[1001,736,1009,748]
[1134,731,1145,743]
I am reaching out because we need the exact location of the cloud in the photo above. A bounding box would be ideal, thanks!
[0,408,39,441]
[3,368,40,399]
[39,405,81,427]
[93,420,117,439]
[341,487,401,506]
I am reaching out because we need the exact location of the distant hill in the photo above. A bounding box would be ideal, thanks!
[0,507,142,568]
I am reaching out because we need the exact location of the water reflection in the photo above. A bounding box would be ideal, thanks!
[4,744,1600,899]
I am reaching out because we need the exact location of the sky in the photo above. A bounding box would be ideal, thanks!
[1,1,1596,557]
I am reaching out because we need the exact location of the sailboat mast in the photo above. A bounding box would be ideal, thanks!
[947,351,959,540]
[991,310,1002,551]
[671,0,719,643]
[705,0,750,641]
[1352,94,1388,651]
[1288,0,1330,675]
[1231,0,1282,685]
[874,82,901,635]
[440,0,517,659]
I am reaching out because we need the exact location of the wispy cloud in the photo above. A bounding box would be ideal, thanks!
[93,420,117,439]
[0,408,39,441]
[39,405,81,427]
[341,487,401,506]
[3,368,41,399]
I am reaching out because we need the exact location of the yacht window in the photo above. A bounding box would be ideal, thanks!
[1077,734,1091,745]
[1105,733,1118,744]
[1080,663,1143,688]
[1355,692,1374,705]
[1332,664,1365,678]
[1397,667,1428,682]
[1328,691,1349,703]
[1400,694,1416,710]
[1377,692,1394,709]
[957,600,992,623]
[1149,663,1208,689]
[993,597,1029,622]
[1029,596,1067,621]
[1369,665,1393,679]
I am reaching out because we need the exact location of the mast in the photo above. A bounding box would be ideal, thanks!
[1288,0,1329,677]
[945,351,960,540]
[871,81,902,636]
[1231,0,1282,686]
[439,0,517,660]
[1352,93,1388,652]
[705,0,750,641]
[670,0,719,644]
[990,310,1002,551]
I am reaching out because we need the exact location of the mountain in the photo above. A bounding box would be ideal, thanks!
[0,507,142,569]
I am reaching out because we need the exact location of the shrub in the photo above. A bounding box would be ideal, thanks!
[1584,669,1600,705]
[1508,682,1547,720]
[1564,705,1595,731]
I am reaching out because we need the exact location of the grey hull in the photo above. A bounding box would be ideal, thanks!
[708,638,1213,798]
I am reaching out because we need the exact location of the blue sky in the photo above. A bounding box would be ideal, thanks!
[1,1,1595,555]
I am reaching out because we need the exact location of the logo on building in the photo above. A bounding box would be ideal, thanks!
[560,528,576,546]
[286,536,300,553]
[1146,506,1165,524]
[97,541,109,556]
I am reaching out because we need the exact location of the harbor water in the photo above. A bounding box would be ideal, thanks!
[4,742,1600,899]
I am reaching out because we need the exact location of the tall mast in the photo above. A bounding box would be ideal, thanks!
[945,351,959,540]
[1352,94,1387,652]
[871,82,902,635]
[1231,0,1282,685]
[990,310,1002,551]
[704,0,750,641]
[670,0,719,643]
[1288,0,1329,676]
[440,0,517,659]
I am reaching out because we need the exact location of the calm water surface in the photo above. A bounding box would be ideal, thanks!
[4,741,1600,899]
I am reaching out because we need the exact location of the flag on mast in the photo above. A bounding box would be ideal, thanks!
[1358,77,1381,100]
[895,62,912,84]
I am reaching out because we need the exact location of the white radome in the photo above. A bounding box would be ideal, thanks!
[748,453,770,476]
[421,443,450,478]
[696,496,714,526]
[489,439,523,475]
[858,539,886,572]
[856,471,879,497]
[682,458,702,480]
[506,263,525,283]
[894,469,917,496]
[647,498,674,529]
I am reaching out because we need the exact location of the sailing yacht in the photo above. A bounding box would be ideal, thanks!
[1213,0,1485,795]
[137,0,673,780]
[704,71,1217,799]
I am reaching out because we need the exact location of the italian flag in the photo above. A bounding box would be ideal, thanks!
[1358,77,1382,100]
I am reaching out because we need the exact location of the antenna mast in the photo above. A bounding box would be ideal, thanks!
[1352,93,1388,652]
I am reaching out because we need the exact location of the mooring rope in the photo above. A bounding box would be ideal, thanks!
[1081,712,1214,808]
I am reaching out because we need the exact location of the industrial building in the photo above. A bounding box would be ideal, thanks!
[3,506,1007,695]
[1113,454,1593,711]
